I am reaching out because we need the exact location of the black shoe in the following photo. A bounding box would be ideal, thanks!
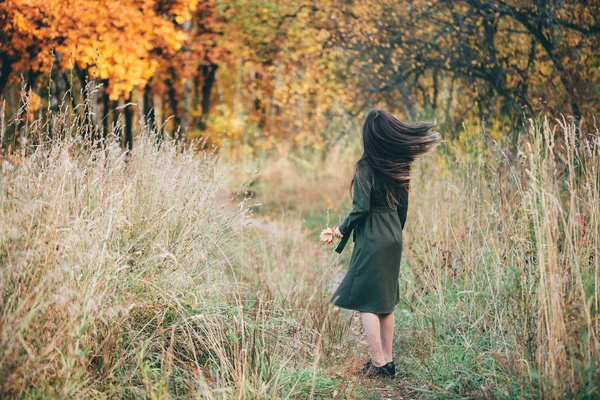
[355,360,395,378]
[383,361,396,378]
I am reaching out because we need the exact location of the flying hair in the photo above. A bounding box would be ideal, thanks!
[351,109,441,207]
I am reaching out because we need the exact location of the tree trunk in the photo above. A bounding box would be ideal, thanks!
[26,67,38,91]
[166,66,181,141]
[0,52,12,95]
[112,99,121,146]
[432,69,439,111]
[445,76,455,139]
[101,80,110,145]
[198,63,218,130]
[397,79,416,120]
[124,93,134,151]
[143,82,155,131]
[76,66,94,142]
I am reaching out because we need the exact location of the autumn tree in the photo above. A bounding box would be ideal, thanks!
[145,0,228,143]
[326,0,600,134]
[0,0,193,148]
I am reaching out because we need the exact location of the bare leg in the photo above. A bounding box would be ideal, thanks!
[360,312,386,367]
[379,312,395,364]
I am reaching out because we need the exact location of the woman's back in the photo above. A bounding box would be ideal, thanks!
[368,168,408,210]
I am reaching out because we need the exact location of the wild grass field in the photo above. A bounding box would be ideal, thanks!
[2,0,600,398]
[1,98,599,399]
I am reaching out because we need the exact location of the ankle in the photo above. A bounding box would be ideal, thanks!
[371,358,386,367]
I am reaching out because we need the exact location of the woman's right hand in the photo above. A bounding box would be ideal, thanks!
[333,226,343,239]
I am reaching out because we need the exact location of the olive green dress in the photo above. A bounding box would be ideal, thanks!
[330,164,409,314]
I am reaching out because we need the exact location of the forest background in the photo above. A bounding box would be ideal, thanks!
[2,0,599,151]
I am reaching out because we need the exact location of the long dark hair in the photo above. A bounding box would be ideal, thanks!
[351,109,441,207]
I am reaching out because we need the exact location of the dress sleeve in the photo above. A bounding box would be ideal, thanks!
[337,166,372,237]
[396,184,409,230]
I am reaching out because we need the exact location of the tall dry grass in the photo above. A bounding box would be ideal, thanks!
[0,95,361,398]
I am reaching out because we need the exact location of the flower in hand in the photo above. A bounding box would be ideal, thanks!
[320,226,343,244]
[320,226,335,244]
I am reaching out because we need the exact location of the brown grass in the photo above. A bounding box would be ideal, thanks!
[0,95,363,398]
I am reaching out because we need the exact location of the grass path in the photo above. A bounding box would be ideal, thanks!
[247,208,421,399]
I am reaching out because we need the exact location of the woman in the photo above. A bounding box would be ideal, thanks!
[330,109,440,378]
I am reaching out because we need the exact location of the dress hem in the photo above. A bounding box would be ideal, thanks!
[329,300,397,315]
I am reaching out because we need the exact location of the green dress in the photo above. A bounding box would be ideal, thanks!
[330,164,409,314]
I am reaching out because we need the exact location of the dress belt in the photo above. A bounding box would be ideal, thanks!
[370,207,396,213]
